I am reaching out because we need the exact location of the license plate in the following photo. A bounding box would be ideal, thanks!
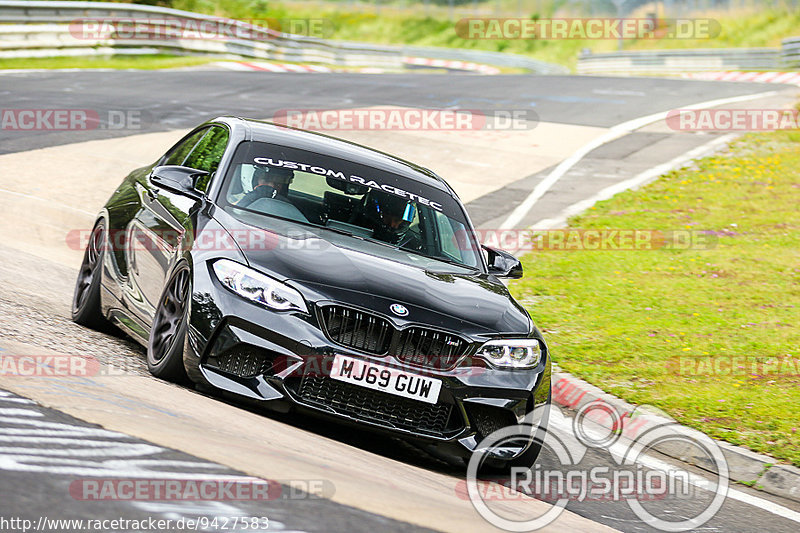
[330,354,442,404]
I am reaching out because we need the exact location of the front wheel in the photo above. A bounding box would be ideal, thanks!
[71,221,108,329]
[147,264,191,382]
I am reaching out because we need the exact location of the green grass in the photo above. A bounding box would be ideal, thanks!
[509,131,800,466]
[0,54,221,70]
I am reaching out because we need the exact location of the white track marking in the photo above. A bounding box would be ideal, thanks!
[0,408,261,479]
[0,396,35,403]
[0,408,43,416]
[499,90,778,229]
[530,133,737,231]
[0,442,165,457]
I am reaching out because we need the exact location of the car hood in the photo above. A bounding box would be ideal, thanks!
[213,211,530,334]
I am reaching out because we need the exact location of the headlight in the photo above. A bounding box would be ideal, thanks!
[212,259,308,314]
[476,338,542,369]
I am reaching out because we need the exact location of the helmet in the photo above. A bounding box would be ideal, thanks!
[251,166,295,195]
[250,166,294,198]
[366,191,415,244]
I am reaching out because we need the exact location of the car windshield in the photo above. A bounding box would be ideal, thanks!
[218,141,482,269]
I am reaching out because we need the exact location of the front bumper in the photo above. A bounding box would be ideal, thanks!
[185,266,551,460]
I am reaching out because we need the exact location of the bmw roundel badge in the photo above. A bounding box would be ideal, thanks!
[390,303,409,317]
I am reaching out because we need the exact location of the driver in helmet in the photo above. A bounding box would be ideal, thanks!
[238,165,294,208]
[365,191,417,246]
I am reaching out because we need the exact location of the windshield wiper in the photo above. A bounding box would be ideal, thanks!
[319,225,411,252]
[318,225,365,240]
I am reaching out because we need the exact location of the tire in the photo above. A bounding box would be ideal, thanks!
[147,263,191,382]
[71,220,109,329]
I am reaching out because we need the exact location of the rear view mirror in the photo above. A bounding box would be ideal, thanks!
[482,245,523,279]
[326,177,368,195]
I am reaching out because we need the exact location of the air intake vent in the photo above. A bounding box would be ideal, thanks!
[206,346,274,378]
[466,402,518,440]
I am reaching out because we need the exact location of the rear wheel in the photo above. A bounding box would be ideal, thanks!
[71,221,108,329]
[147,264,191,382]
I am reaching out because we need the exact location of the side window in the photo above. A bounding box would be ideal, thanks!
[434,211,476,266]
[163,128,208,166]
[183,126,230,192]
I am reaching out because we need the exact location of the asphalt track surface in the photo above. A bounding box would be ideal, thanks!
[0,71,782,153]
[0,388,433,533]
[1,70,800,533]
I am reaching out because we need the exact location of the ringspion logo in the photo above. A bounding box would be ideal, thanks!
[464,403,729,531]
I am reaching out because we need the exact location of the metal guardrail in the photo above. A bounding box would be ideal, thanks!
[782,37,800,69]
[0,1,402,68]
[0,0,567,74]
[401,45,567,75]
[0,24,399,67]
[576,48,784,75]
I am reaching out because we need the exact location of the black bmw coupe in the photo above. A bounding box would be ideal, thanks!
[72,116,551,469]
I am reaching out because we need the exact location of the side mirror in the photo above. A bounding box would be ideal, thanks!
[483,245,523,279]
[150,166,208,199]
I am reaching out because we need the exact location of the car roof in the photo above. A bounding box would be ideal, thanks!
[212,116,454,194]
